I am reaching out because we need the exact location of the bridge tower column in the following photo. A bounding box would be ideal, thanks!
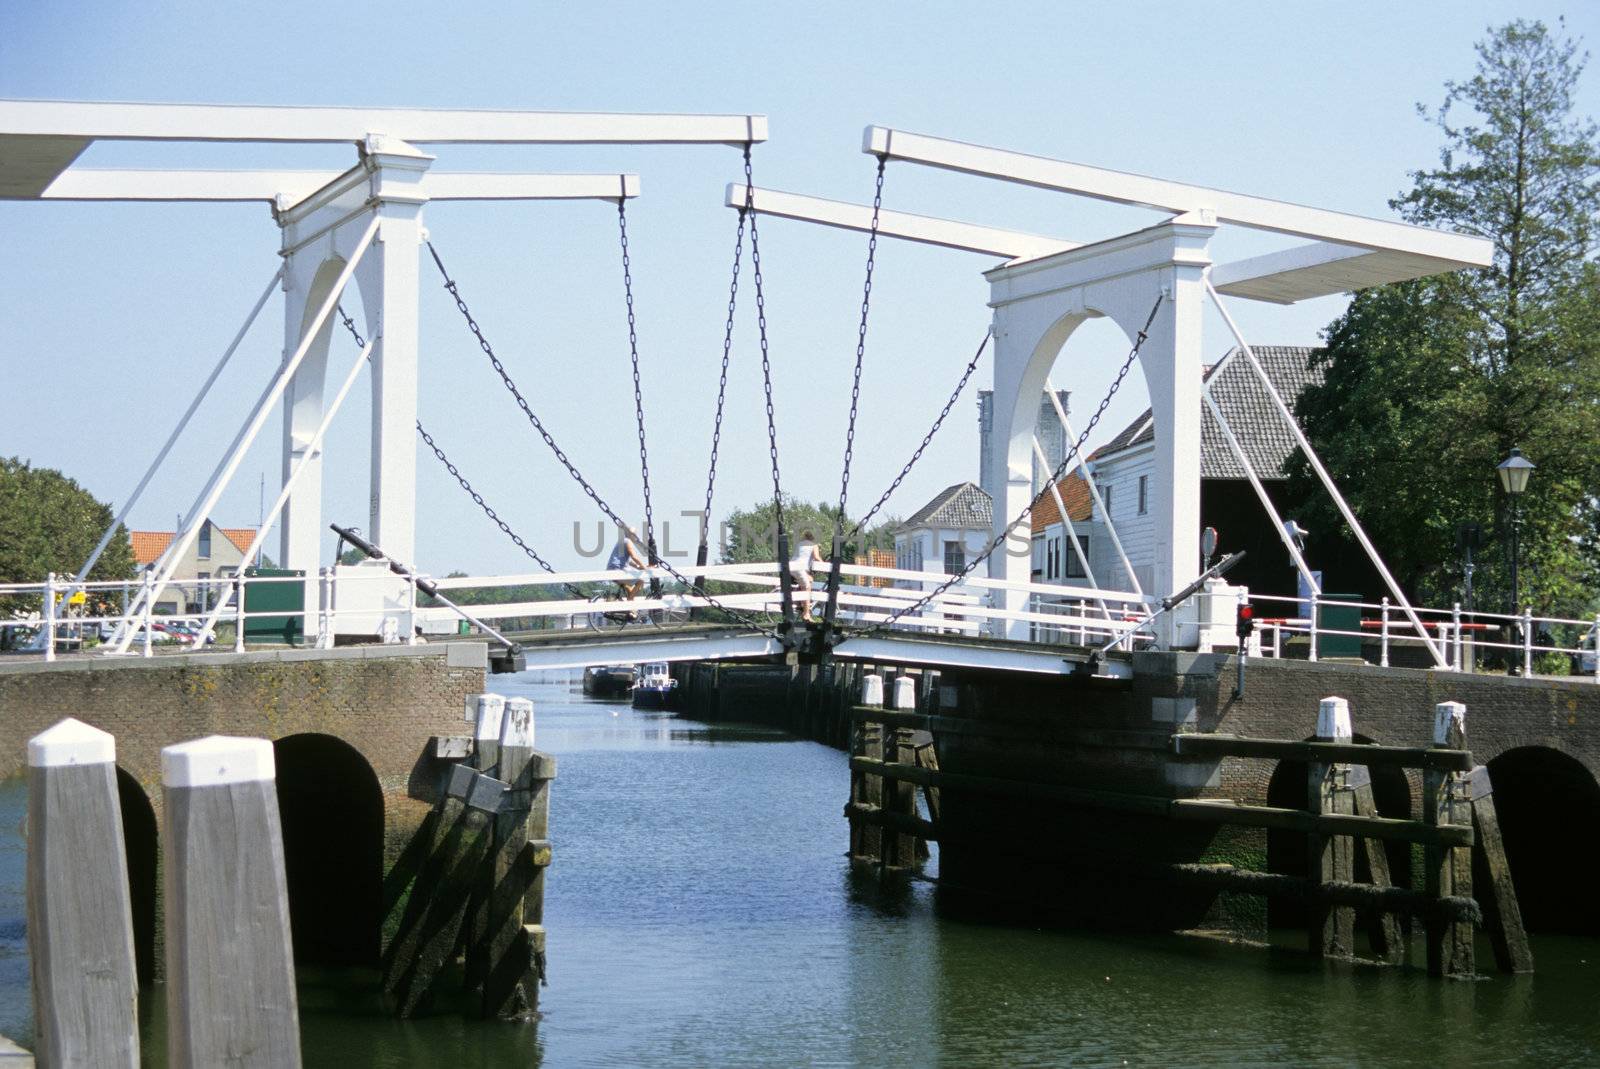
[984,214,1216,646]
[277,137,434,577]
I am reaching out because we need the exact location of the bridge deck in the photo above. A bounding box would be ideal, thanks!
[504,623,1133,678]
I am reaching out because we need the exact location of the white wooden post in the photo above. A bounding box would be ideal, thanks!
[162,736,300,1069]
[406,573,420,646]
[1379,597,1391,668]
[892,675,916,711]
[26,718,140,1067]
[41,572,56,662]
[861,673,884,707]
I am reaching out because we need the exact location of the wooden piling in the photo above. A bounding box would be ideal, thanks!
[1467,765,1534,974]
[881,676,919,871]
[162,736,300,1069]
[1424,701,1475,979]
[1348,765,1404,963]
[475,697,553,1018]
[849,675,884,863]
[26,718,139,1069]
[1307,697,1356,958]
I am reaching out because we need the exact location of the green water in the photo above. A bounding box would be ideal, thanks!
[1,674,1597,1066]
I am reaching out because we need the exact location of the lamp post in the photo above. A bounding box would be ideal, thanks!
[1497,447,1535,675]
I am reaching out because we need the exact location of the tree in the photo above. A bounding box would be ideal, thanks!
[718,494,898,565]
[1289,20,1600,614]
[0,457,136,613]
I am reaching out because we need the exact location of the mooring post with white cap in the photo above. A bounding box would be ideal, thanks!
[26,718,140,1068]
[849,673,885,863]
[1307,696,1356,958]
[162,735,300,1069]
[474,696,556,1018]
[883,675,921,871]
[1424,701,1475,978]
[1346,752,1404,965]
[468,693,507,775]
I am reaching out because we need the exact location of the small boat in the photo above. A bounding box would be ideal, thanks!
[583,664,635,699]
[630,661,677,710]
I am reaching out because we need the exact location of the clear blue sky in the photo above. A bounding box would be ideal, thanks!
[3,2,1597,576]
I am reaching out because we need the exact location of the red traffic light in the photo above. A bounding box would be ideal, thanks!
[1235,603,1255,638]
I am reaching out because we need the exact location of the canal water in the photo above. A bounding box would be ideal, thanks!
[0,673,1597,1065]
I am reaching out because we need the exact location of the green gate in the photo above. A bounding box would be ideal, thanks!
[243,567,305,645]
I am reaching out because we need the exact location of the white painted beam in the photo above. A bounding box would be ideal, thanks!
[1210,241,1470,303]
[725,184,1074,259]
[37,168,641,204]
[862,126,1492,266]
[0,100,767,145]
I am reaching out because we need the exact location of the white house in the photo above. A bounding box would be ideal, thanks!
[894,482,993,582]
[1081,345,1322,596]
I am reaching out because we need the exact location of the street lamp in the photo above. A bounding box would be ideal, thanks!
[1497,447,1535,674]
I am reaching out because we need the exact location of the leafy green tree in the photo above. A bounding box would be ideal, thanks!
[1289,19,1600,615]
[718,495,898,565]
[0,457,136,613]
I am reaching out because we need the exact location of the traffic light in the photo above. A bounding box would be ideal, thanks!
[1235,602,1255,641]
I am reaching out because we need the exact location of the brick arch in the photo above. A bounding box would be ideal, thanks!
[1483,745,1600,935]
[273,732,385,966]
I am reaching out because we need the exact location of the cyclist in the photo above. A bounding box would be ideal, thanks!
[608,524,648,600]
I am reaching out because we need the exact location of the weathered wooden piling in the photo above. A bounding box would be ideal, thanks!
[1466,764,1534,973]
[882,676,920,871]
[1347,762,1404,963]
[26,718,139,1069]
[1424,701,1475,979]
[1307,697,1356,958]
[162,735,300,1069]
[849,674,884,863]
[385,692,555,1019]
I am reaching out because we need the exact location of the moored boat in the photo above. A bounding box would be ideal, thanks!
[583,664,635,699]
[630,661,677,710]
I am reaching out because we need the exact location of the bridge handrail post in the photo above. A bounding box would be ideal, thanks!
[1379,597,1391,668]
[140,570,154,658]
[406,573,421,646]
[1452,603,1463,672]
[1308,592,1320,663]
[41,572,57,662]
[1522,607,1534,676]
[233,574,247,654]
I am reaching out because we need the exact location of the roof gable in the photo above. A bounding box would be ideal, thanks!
[1090,346,1322,478]
[900,482,993,531]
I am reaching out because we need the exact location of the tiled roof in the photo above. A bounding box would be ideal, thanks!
[218,527,257,554]
[128,523,259,566]
[1030,471,1093,534]
[900,482,993,532]
[130,531,173,566]
[1091,347,1323,479]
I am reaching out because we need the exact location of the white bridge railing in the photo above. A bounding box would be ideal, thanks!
[0,559,1154,661]
[1244,590,1600,680]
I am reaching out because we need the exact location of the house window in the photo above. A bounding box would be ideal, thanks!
[1101,484,1113,519]
[1065,536,1089,578]
[1045,536,1061,580]
[1031,535,1045,579]
[197,524,212,560]
[943,540,965,575]
[1137,476,1148,516]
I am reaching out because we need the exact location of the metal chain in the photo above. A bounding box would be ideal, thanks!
[424,240,784,641]
[860,295,1165,637]
[749,185,783,533]
[616,191,657,561]
[835,154,887,524]
[416,424,588,599]
[701,146,752,529]
[849,328,991,539]
[334,304,585,598]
